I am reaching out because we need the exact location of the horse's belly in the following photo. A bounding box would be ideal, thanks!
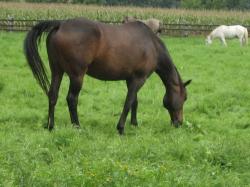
[86,60,131,81]
[86,68,128,81]
[224,32,236,38]
[86,43,156,81]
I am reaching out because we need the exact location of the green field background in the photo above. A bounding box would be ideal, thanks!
[0,31,249,186]
[1,2,250,25]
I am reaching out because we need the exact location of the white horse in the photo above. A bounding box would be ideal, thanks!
[206,25,248,46]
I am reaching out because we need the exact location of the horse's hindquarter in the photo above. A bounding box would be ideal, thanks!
[50,19,102,76]
[87,23,158,80]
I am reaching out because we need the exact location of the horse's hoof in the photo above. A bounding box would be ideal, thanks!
[171,122,181,128]
[44,123,53,130]
[131,120,138,126]
[174,124,181,128]
[117,125,124,135]
[45,125,54,131]
[48,127,54,131]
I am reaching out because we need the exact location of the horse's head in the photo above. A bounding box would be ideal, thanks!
[163,80,191,127]
[205,35,212,45]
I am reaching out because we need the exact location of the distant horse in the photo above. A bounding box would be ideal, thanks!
[123,16,162,35]
[24,18,191,134]
[206,25,248,46]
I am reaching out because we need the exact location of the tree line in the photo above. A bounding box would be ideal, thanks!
[3,0,250,10]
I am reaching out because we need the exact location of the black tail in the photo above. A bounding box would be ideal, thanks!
[24,20,61,95]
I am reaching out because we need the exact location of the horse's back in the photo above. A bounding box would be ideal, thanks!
[87,21,159,80]
[50,18,160,80]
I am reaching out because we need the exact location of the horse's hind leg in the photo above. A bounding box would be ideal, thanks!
[67,75,84,128]
[126,80,138,126]
[47,66,63,130]
[46,32,64,130]
[117,77,146,134]
[222,39,227,46]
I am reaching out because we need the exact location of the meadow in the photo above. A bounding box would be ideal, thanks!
[0,31,250,186]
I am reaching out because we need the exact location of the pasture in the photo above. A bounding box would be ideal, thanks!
[0,32,250,186]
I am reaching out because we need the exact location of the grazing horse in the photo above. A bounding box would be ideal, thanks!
[123,16,162,36]
[24,18,191,134]
[206,25,248,46]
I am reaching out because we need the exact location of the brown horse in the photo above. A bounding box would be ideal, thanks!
[24,18,191,134]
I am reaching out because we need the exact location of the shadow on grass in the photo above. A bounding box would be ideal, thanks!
[0,82,4,93]
[235,123,250,129]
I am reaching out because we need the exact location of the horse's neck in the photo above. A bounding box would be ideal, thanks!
[156,57,182,91]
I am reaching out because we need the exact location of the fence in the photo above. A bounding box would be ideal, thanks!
[0,18,250,36]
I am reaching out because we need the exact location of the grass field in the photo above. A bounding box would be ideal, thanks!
[0,31,250,186]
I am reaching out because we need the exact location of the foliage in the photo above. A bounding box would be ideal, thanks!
[1,2,250,26]
[0,32,250,186]
[0,0,180,7]
[1,0,250,9]
[181,0,250,9]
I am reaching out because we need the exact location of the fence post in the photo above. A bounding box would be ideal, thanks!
[7,15,14,32]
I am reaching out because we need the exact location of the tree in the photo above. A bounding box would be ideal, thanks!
[180,0,202,9]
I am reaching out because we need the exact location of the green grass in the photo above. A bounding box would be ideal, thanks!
[0,31,250,186]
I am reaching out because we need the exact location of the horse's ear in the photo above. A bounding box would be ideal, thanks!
[184,79,192,87]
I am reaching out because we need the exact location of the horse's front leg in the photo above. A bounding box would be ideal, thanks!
[239,36,244,46]
[131,94,138,125]
[126,80,138,126]
[117,77,146,135]
[220,37,227,46]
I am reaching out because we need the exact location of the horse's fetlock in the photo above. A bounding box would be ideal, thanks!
[116,125,124,135]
